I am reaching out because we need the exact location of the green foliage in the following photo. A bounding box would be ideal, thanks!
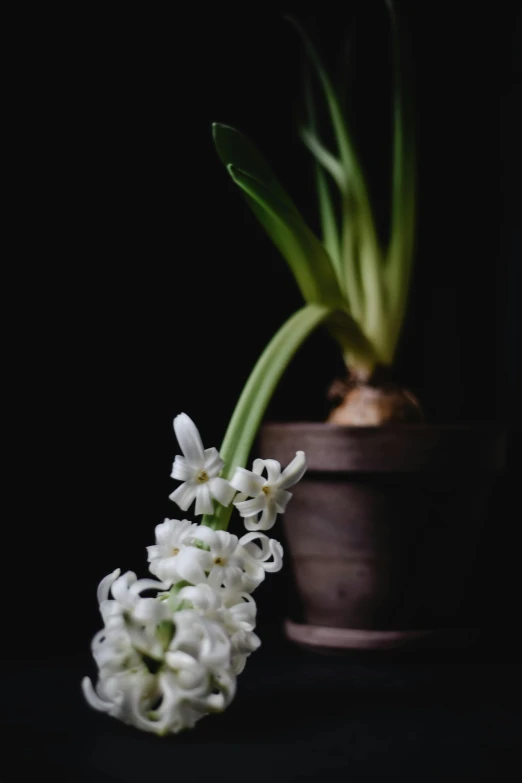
[203,303,377,530]
[213,3,415,372]
[203,4,417,517]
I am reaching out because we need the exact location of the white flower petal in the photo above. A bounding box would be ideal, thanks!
[165,650,198,671]
[203,447,224,477]
[82,677,112,713]
[216,669,236,698]
[154,519,178,546]
[278,450,307,490]
[221,587,255,608]
[252,458,265,476]
[235,495,266,518]
[238,559,266,593]
[128,578,166,599]
[171,455,194,482]
[245,502,277,532]
[208,476,235,507]
[175,547,211,585]
[169,482,197,511]
[173,413,205,467]
[262,459,282,485]
[97,569,121,605]
[242,573,265,593]
[189,525,217,547]
[240,531,269,555]
[199,625,231,668]
[147,545,162,561]
[214,530,239,557]
[99,600,125,629]
[273,487,292,514]
[231,628,261,655]
[195,484,213,515]
[208,564,243,591]
[221,567,245,592]
[111,572,137,606]
[172,611,231,669]
[231,654,247,675]
[227,601,257,630]
[206,566,225,589]
[239,532,283,572]
[176,583,220,613]
[263,540,284,572]
[148,556,180,585]
[229,467,265,497]
[132,597,167,624]
[154,518,197,548]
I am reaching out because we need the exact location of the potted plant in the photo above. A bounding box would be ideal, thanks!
[212,12,506,650]
[82,5,506,739]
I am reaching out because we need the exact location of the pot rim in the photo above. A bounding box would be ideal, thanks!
[262,421,505,433]
[259,421,506,473]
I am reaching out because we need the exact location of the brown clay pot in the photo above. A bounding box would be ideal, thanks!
[259,423,506,651]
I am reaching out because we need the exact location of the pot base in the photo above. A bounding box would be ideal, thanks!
[285,619,479,651]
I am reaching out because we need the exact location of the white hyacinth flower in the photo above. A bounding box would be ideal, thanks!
[82,570,237,735]
[84,407,304,736]
[147,518,198,585]
[174,526,243,589]
[221,591,261,674]
[96,569,171,661]
[167,608,232,669]
[169,413,235,515]
[230,451,307,531]
[175,583,261,676]
[237,531,285,592]
[176,583,259,643]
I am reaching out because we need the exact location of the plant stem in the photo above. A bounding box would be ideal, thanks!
[202,303,376,530]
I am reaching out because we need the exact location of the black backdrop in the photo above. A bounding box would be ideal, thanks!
[6,2,522,780]
[17,0,519,657]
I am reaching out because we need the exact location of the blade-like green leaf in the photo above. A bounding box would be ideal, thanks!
[213,123,297,212]
[287,15,384,344]
[202,303,377,530]
[326,307,380,374]
[384,0,416,363]
[340,193,364,324]
[300,128,345,191]
[302,68,342,291]
[227,164,346,310]
[316,164,341,283]
[285,15,377,249]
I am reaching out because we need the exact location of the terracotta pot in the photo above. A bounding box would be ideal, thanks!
[259,423,506,651]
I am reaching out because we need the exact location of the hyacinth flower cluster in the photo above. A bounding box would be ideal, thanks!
[83,413,306,735]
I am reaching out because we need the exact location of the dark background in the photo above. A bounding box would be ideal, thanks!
[7,1,521,780]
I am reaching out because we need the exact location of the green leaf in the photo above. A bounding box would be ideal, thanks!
[285,17,376,241]
[213,123,297,212]
[300,128,345,192]
[384,0,416,363]
[202,303,377,531]
[213,122,344,309]
[227,163,345,309]
[287,16,384,344]
[339,192,364,324]
[315,167,342,291]
[302,68,347,309]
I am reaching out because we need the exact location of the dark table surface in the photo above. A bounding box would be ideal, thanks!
[4,634,521,783]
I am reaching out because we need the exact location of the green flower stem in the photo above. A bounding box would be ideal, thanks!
[202,303,378,531]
